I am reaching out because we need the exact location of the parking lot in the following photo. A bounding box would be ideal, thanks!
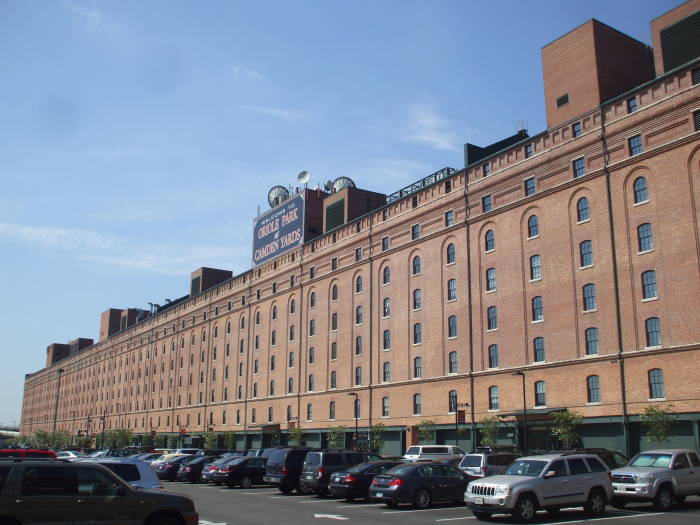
[161,481,700,525]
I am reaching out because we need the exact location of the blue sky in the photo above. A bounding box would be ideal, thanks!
[0,0,678,425]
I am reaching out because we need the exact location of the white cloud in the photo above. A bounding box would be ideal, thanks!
[401,102,460,152]
[65,1,121,32]
[0,222,243,276]
[230,65,267,82]
[239,105,310,121]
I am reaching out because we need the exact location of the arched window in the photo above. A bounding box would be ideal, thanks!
[446,243,456,264]
[252,383,258,397]
[269,380,275,396]
[331,284,338,301]
[254,335,259,349]
[309,319,316,336]
[270,355,276,370]
[583,283,596,311]
[641,270,657,299]
[309,292,316,308]
[382,397,390,417]
[645,317,661,347]
[532,296,544,321]
[413,357,422,378]
[534,337,545,362]
[449,351,458,373]
[213,325,218,338]
[488,344,499,368]
[527,215,539,238]
[487,306,498,330]
[330,371,337,389]
[412,255,421,275]
[447,279,457,301]
[637,223,653,252]
[329,401,336,420]
[585,327,599,355]
[355,276,363,293]
[354,366,362,385]
[577,197,590,222]
[488,386,500,410]
[306,403,313,421]
[308,347,315,364]
[355,336,363,355]
[413,289,422,309]
[354,398,361,419]
[255,311,261,325]
[448,390,458,412]
[534,381,546,406]
[383,266,391,284]
[290,298,296,314]
[383,330,391,350]
[413,323,422,344]
[486,268,496,291]
[330,342,337,360]
[331,313,338,331]
[580,240,593,267]
[382,362,391,382]
[288,352,295,368]
[383,297,391,317]
[286,406,292,422]
[413,394,422,415]
[308,374,315,392]
[251,408,256,423]
[271,330,277,346]
[529,255,541,280]
[355,306,363,324]
[648,368,664,399]
[226,321,231,334]
[288,377,294,393]
[271,305,277,320]
[448,315,457,338]
[240,316,245,329]
[634,177,649,204]
[485,230,495,251]
[587,375,600,403]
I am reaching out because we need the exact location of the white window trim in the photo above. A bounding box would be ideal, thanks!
[641,296,658,303]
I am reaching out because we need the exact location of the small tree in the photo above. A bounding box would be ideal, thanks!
[76,436,93,450]
[50,430,71,449]
[111,429,133,448]
[167,435,178,448]
[480,416,501,447]
[203,432,217,449]
[551,410,583,448]
[142,433,154,448]
[223,431,236,450]
[153,434,166,448]
[33,430,51,448]
[370,423,386,454]
[327,426,347,448]
[289,426,303,446]
[642,405,675,447]
[417,419,437,444]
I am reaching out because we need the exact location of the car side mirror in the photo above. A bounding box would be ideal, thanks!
[544,470,557,479]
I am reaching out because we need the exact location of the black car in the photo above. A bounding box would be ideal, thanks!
[177,455,222,482]
[155,455,196,481]
[329,460,403,501]
[197,449,230,456]
[300,449,375,496]
[368,462,468,508]
[264,447,314,494]
[211,456,268,488]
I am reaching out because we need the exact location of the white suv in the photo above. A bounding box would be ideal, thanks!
[465,453,613,521]
[403,445,465,462]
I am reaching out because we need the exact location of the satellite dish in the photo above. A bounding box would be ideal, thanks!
[324,180,334,192]
[332,176,356,192]
[268,185,290,208]
[298,171,311,184]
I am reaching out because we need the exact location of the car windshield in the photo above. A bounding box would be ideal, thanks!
[460,455,482,467]
[226,457,247,465]
[505,460,548,477]
[405,447,419,455]
[629,453,672,468]
[386,464,416,476]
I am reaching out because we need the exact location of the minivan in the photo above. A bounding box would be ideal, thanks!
[264,447,314,494]
[300,449,374,496]
[403,445,465,462]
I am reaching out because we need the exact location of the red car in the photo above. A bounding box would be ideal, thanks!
[0,448,56,458]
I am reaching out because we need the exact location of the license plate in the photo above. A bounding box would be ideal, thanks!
[376,492,383,498]
[474,497,484,505]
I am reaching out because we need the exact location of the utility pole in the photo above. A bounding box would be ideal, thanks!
[511,371,527,453]
[347,392,359,450]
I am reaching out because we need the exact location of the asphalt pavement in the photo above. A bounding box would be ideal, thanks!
[160,481,700,525]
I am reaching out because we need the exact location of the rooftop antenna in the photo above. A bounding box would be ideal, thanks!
[298,170,310,189]
[324,179,334,192]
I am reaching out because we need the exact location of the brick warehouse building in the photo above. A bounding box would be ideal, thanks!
[19,1,700,456]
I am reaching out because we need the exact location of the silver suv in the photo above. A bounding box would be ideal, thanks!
[610,449,700,511]
[465,453,613,522]
[459,449,519,480]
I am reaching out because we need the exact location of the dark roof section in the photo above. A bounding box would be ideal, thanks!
[464,129,529,167]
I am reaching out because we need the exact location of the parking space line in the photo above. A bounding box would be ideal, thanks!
[382,507,467,514]
[545,512,664,524]
[435,517,476,522]
[299,500,341,504]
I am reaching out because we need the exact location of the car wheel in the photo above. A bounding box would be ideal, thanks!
[584,489,606,516]
[240,476,253,489]
[413,488,431,509]
[674,495,686,505]
[473,511,492,521]
[280,485,294,494]
[512,494,537,522]
[653,485,674,511]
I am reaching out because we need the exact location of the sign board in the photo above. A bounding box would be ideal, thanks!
[252,193,305,266]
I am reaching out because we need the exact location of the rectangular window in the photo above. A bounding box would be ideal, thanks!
[355,247,362,262]
[524,178,536,197]
[482,195,492,212]
[629,134,643,155]
[627,97,638,113]
[445,210,454,227]
[482,163,491,177]
[381,236,390,252]
[331,257,338,271]
[411,224,420,240]
[573,157,586,178]
[556,93,569,107]
[572,121,582,137]
[309,266,316,279]
[694,110,700,132]
[524,143,533,158]
[382,209,389,221]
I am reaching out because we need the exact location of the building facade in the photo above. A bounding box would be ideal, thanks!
[20,1,700,456]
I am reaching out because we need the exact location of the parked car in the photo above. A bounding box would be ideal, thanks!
[300,449,372,496]
[132,453,163,463]
[403,445,466,462]
[264,447,314,494]
[610,449,700,511]
[0,458,198,524]
[74,457,163,489]
[329,460,403,501]
[176,455,222,483]
[56,450,84,459]
[201,456,240,483]
[369,462,468,508]
[103,449,134,458]
[155,455,196,481]
[174,448,201,455]
[211,456,268,488]
[151,453,189,465]
[464,452,612,521]
[459,448,520,480]
[0,449,56,458]
[196,449,230,456]
[546,448,628,470]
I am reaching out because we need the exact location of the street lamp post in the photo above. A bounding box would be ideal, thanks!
[511,371,527,453]
[347,392,359,450]
[51,368,65,433]
[99,412,106,449]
